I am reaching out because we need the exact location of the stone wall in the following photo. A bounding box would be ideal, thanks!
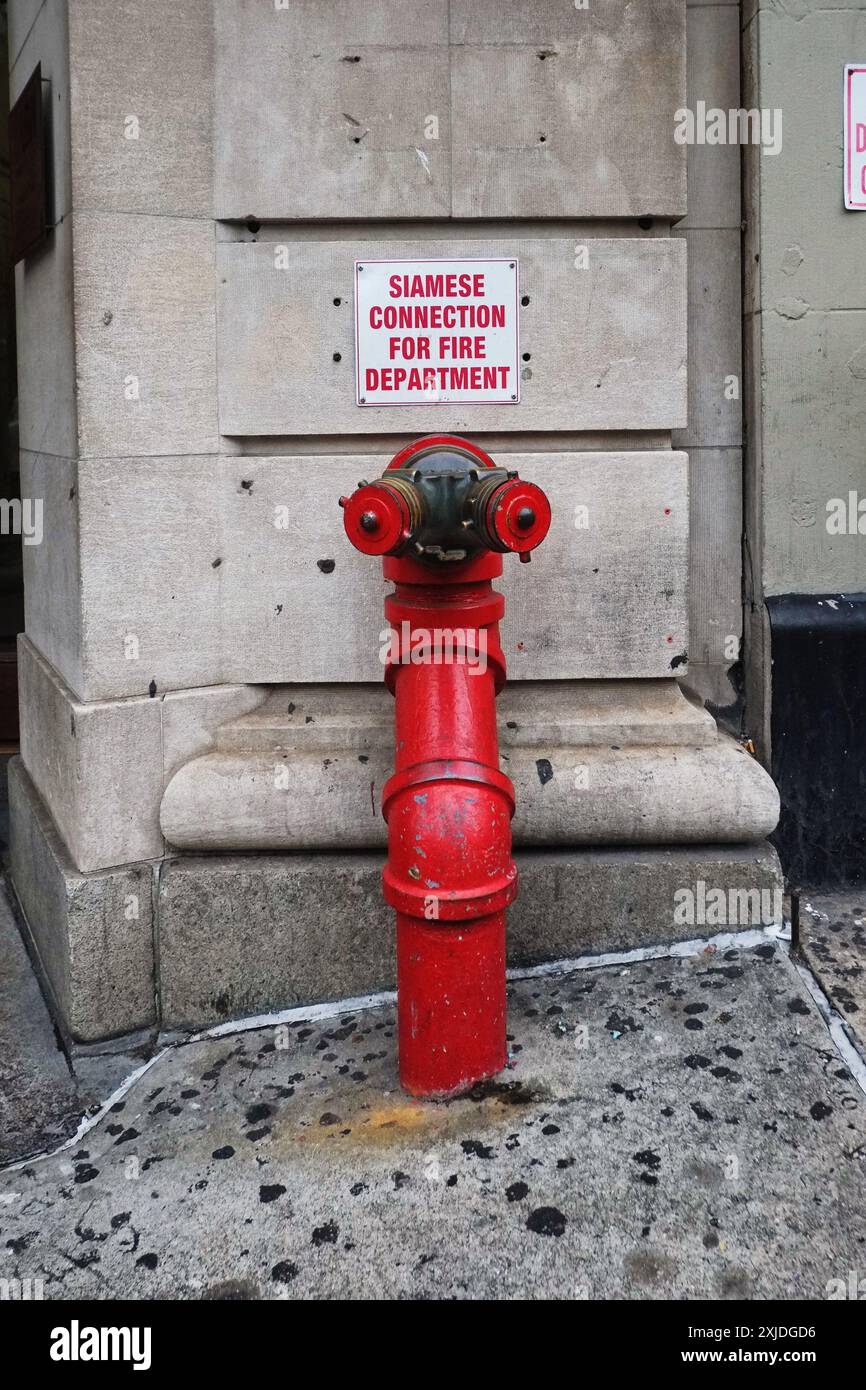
[8,0,782,1040]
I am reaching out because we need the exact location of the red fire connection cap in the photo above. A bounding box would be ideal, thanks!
[484,478,551,555]
[340,481,414,556]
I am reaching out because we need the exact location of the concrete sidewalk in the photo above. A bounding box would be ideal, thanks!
[1,931,865,1300]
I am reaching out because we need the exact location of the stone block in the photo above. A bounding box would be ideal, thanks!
[68,0,213,216]
[160,679,779,854]
[161,683,268,787]
[18,632,268,870]
[499,452,688,680]
[0,883,84,1164]
[673,228,742,448]
[216,236,687,436]
[157,841,783,1031]
[680,1,741,230]
[450,0,686,219]
[75,455,224,698]
[18,635,164,871]
[15,216,78,458]
[214,0,450,219]
[687,447,742,667]
[161,737,779,853]
[73,213,219,458]
[510,842,783,966]
[7,758,156,1042]
[20,452,82,693]
[220,450,689,685]
[158,853,395,1031]
[27,451,688,701]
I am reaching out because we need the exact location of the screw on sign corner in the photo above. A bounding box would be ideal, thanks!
[339,436,551,1098]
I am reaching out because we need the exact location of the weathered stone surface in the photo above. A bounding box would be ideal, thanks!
[161,683,268,787]
[7,760,156,1042]
[510,739,778,846]
[216,455,387,688]
[679,1,741,231]
[161,680,779,851]
[212,680,717,757]
[756,6,866,314]
[759,309,866,595]
[13,5,77,458]
[19,452,82,693]
[673,229,742,448]
[68,0,214,217]
[18,635,164,871]
[513,843,783,966]
[158,843,783,1031]
[216,237,686,436]
[687,448,742,668]
[28,452,688,701]
[213,0,684,222]
[17,637,267,872]
[501,678,717,747]
[217,449,686,685]
[73,213,219,458]
[449,0,686,218]
[158,853,394,1031]
[3,935,862,1301]
[501,452,688,681]
[75,455,225,698]
[214,0,450,220]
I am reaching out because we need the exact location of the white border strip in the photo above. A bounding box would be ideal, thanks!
[188,988,398,1042]
[189,924,786,1041]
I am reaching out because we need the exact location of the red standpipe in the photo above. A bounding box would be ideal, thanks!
[340,436,551,1097]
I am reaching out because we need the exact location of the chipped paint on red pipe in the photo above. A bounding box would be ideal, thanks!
[383,552,515,1095]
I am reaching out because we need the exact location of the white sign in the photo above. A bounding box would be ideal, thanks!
[354,258,520,406]
[844,64,866,209]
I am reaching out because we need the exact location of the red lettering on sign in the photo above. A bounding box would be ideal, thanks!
[388,273,486,299]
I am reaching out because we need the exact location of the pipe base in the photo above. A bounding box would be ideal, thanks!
[396,912,506,1098]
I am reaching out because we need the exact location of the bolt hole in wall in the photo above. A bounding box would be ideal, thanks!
[0,11,23,849]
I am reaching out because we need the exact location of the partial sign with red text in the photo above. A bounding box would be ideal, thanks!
[354,258,520,406]
[844,64,866,210]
